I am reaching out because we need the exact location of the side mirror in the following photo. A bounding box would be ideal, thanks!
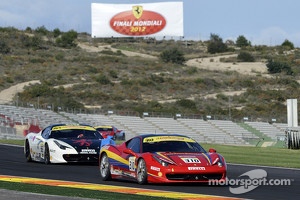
[123,148,135,155]
[208,148,217,153]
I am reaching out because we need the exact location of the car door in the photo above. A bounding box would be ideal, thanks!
[121,137,141,177]
[31,126,51,161]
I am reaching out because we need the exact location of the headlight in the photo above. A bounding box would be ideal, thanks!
[161,160,169,167]
[152,155,173,167]
[212,156,224,167]
[54,140,70,150]
[217,161,223,167]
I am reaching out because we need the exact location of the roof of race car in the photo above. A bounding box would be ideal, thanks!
[50,124,96,131]
[94,125,113,129]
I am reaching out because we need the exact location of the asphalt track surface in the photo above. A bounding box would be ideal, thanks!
[1,144,299,200]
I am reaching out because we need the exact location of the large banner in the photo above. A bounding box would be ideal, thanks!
[91,2,183,38]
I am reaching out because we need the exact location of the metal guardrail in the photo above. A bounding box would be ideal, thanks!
[285,128,300,149]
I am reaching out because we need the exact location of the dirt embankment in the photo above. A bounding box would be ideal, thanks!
[185,54,268,76]
[0,80,40,104]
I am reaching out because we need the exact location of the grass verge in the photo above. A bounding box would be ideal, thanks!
[0,139,23,146]
[0,181,171,200]
[202,143,300,168]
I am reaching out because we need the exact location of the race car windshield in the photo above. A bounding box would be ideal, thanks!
[143,141,206,153]
[49,129,102,139]
[97,128,113,131]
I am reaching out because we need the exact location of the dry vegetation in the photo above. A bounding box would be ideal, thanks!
[1,27,300,123]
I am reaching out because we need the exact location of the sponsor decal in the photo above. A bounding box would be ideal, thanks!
[52,125,95,131]
[73,139,92,146]
[150,166,161,172]
[181,157,201,163]
[80,149,96,154]
[188,167,206,170]
[143,136,195,143]
[110,167,123,175]
[110,5,166,36]
[122,171,136,178]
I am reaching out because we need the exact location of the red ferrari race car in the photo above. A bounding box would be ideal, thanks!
[94,125,125,140]
[99,133,227,184]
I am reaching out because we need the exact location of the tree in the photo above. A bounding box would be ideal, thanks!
[236,35,251,47]
[281,39,294,49]
[53,28,61,38]
[159,48,185,64]
[35,25,48,35]
[55,30,78,48]
[266,59,293,75]
[207,33,228,54]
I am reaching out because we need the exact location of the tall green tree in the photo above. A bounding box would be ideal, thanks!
[207,33,228,54]
[236,35,251,47]
[281,39,294,49]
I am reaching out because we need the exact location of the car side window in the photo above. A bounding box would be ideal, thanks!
[127,138,141,153]
[41,127,51,139]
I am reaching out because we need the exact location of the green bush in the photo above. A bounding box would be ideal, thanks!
[55,30,78,48]
[0,41,10,54]
[35,26,49,35]
[237,51,255,62]
[159,48,185,64]
[95,74,111,85]
[207,34,228,54]
[266,59,293,75]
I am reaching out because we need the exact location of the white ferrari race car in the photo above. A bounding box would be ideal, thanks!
[24,124,114,164]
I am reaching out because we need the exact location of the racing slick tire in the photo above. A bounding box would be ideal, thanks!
[25,140,32,162]
[44,144,51,164]
[99,153,111,181]
[137,158,148,184]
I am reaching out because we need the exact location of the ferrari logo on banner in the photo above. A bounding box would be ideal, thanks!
[132,6,143,19]
[91,2,183,38]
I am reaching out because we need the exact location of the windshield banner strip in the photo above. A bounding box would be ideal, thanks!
[143,136,195,143]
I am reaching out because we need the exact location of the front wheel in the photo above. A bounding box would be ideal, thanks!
[99,153,111,181]
[25,140,32,162]
[136,158,148,184]
[44,144,51,164]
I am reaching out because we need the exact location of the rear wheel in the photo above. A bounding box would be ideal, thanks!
[25,140,32,162]
[137,158,148,184]
[44,144,50,164]
[99,153,111,181]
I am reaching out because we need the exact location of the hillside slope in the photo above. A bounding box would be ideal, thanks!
[0,29,299,122]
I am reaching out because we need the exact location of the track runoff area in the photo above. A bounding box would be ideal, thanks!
[0,175,241,200]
